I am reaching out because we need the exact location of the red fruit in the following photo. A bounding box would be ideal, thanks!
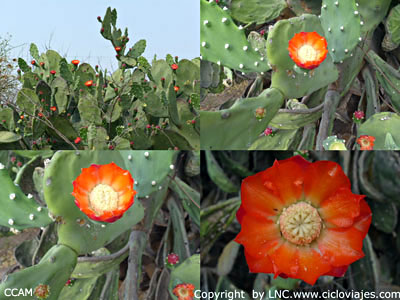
[17,162,22,167]
[108,145,114,150]
[50,106,57,112]
[353,110,365,121]
[115,46,122,52]
[171,63,178,70]
[85,80,93,87]
[74,137,81,144]
[130,141,134,145]
[20,115,24,120]
[38,112,44,117]
[97,16,102,22]
[191,120,196,124]
[10,156,16,163]
[166,253,180,266]
[101,28,105,33]
[114,88,118,92]
[264,128,273,136]
[31,60,36,65]
[50,70,56,75]
[260,29,266,36]
[174,86,180,92]
[161,77,165,81]
[71,60,80,66]
[146,124,151,129]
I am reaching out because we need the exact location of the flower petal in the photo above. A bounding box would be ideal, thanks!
[319,187,362,228]
[75,165,100,192]
[111,171,133,192]
[353,198,372,237]
[269,242,300,277]
[245,250,274,274]
[97,162,121,186]
[304,161,350,206]
[295,247,332,285]
[241,172,284,218]
[260,158,306,206]
[318,227,365,267]
[324,265,349,277]
[235,214,281,258]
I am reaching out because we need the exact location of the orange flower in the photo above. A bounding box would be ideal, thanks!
[71,60,80,66]
[171,63,179,70]
[356,135,375,150]
[235,155,371,285]
[85,80,93,87]
[72,163,136,223]
[115,46,122,52]
[174,86,180,92]
[172,283,195,300]
[288,32,328,70]
[50,106,57,112]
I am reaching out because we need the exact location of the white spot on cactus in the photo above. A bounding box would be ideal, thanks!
[29,214,35,220]
[9,193,16,200]
[86,224,91,228]
[332,49,335,52]
[360,21,364,25]
[134,181,138,185]
[243,46,248,51]
[144,151,149,158]
[335,1,339,6]
[37,207,42,212]
[152,181,156,186]
[322,4,327,9]
[170,164,175,170]
[340,60,343,64]
[340,26,344,31]
[224,44,230,49]
[8,219,14,225]
[354,11,359,15]
[328,28,332,32]
[203,20,209,26]
[345,49,349,53]
[255,48,259,52]
[239,64,244,69]
[254,62,259,66]
[159,186,162,190]
[261,72,264,75]
[128,155,132,160]
[217,61,221,65]
[223,6,228,10]
[145,195,150,199]
[10,227,19,234]
[201,42,207,47]
[101,224,106,228]
[0,163,4,169]
[44,159,51,168]
[238,25,243,30]
[260,57,264,61]
[221,17,227,23]
[356,3,359,6]
[27,194,33,199]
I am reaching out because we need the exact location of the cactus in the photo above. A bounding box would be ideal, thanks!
[200,0,398,150]
[200,0,271,73]
[382,5,400,51]
[2,6,199,150]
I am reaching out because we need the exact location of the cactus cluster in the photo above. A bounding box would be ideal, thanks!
[0,150,200,299]
[0,7,200,151]
[200,0,398,150]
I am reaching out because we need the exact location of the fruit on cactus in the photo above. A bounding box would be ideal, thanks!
[34,284,50,299]
[356,135,375,150]
[166,253,180,267]
[171,63,179,70]
[172,283,195,300]
[50,106,57,112]
[74,137,81,144]
[31,60,36,65]
[50,70,56,75]
[353,110,365,122]
[40,62,45,67]
[174,86,180,92]
[115,46,122,52]
[85,80,93,87]
[71,60,80,66]
[235,155,371,285]
[72,162,136,223]
[288,32,328,70]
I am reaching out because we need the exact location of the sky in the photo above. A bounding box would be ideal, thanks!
[0,0,199,71]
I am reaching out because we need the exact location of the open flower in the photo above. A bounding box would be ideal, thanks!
[172,283,195,300]
[235,155,371,285]
[71,60,80,66]
[357,135,375,150]
[72,162,136,223]
[288,32,328,70]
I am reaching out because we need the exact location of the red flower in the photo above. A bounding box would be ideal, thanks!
[40,62,45,67]
[71,60,80,66]
[85,80,93,87]
[31,60,36,65]
[166,253,180,266]
[38,112,44,117]
[264,128,273,136]
[174,86,180,92]
[50,70,56,75]
[353,110,365,121]
[115,46,122,52]
[172,283,195,300]
[50,106,57,112]
[235,155,371,285]
[171,63,179,70]
[288,32,328,70]
[72,163,136,223]
[356,135,375,150]
[74,137,81,144]
[20,115,24,120]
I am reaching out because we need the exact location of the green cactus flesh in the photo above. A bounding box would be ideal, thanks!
[200,87,284,150]
[230,0,287,25]
[266,14,338,99]
[320,0,361,63]
[0,166,52,230]
[0,244,78,300]
[200,0,271,73]
[382,5,400,51]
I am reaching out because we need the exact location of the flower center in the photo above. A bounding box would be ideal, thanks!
[361,139,370,147]
[297,44,317,63]
[179,288,188,297]
[279,202,322,245]
[89,184,119,216]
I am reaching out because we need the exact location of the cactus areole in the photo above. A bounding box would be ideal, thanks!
[288,32,328,70]
[72,162,136,223]
[235,155,371,285]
